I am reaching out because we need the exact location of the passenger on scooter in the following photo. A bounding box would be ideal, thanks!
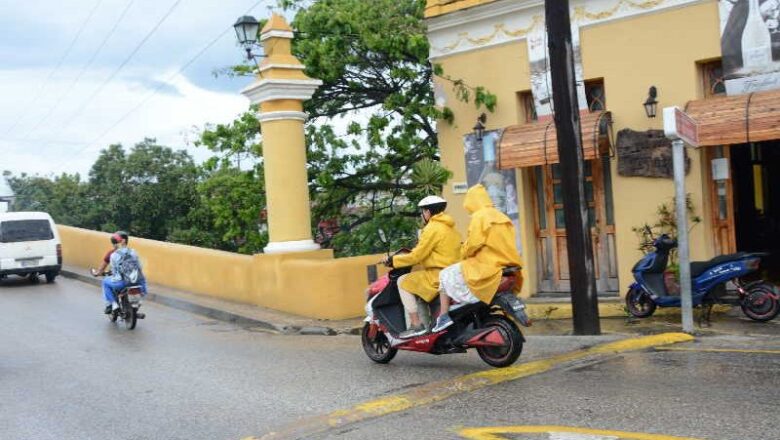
[94,231,147,314]
[380,195,461,338]
[432,184,522,332]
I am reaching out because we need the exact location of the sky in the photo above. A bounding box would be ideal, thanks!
[0,0,282,177]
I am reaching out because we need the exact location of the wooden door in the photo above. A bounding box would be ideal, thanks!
[531,157,619,294]
[705,146,737,255]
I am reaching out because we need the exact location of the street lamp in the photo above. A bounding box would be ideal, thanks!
[233,15,260,60]
[473,113,487,141]
[643,86,658,118]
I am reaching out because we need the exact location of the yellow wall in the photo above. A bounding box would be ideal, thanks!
[59,226,382,319]
[432,1,723,296]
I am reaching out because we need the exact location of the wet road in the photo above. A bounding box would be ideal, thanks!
[309,335,780,440]
[0,276,621,440]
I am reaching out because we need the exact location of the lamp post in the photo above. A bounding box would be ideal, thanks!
[644,86,658,118]
[233,15,260,60]
[473,113,487,141]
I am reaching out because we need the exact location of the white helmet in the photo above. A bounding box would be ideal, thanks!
[417,195,447,208]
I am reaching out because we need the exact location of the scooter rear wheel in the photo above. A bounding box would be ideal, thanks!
[626,287,656,318]
[361,323,397,364]
[740,282,779,322]
[476,315,523,368]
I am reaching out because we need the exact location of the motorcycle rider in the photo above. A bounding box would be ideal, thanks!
[381,195,461,338]
[93,231,147,314]
[432,184,522,332]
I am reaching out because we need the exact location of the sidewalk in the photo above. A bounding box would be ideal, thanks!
[60,265,757,337]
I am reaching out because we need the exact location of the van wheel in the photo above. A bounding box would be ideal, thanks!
[45,272,57,283]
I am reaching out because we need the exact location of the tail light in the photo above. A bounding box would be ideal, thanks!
[56,244,62,265]
[746,258,760,271]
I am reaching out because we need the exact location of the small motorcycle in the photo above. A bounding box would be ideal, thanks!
[625,231,779,322]
[362,251,531,368]
[94,271,146,330]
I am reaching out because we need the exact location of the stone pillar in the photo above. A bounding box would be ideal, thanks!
[241,14,322,254]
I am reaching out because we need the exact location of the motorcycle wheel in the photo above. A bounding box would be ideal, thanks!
[625,287,656,318]
[740,282,780,322]
[361,323,397,364]
[476,315,523,368]
[123,297,137,330]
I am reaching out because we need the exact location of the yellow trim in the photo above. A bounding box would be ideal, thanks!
[458,425,704,440]
[655,347,780,355]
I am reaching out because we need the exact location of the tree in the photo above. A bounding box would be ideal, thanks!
[86,139,201,240]
[171,111,268,254]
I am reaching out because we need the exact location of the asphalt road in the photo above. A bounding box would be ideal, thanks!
[306,336,780,440]
[0,276,624,440]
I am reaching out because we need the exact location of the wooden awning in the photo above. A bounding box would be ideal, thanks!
[498,111,612,169]
[684,89,780,147]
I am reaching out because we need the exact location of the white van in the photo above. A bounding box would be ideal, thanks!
[0,212,62,283]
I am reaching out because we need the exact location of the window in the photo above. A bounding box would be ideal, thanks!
[519,91,537,123]
[701,60,726,98]
[585,79,606,112]
[0,220,54,243]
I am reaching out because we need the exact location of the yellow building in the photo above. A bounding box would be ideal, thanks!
[426,0,780,297]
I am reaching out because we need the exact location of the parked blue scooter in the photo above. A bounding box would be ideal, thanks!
[626,228,779,322]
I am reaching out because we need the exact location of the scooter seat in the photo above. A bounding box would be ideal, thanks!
[690,252,749,278]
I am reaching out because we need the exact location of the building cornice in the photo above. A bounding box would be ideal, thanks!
[427,0,708,60]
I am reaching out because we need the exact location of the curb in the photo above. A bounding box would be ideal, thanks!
[60,270,346,336]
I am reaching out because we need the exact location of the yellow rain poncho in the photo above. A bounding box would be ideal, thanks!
[392,212,462,302]
[461,184,523,303]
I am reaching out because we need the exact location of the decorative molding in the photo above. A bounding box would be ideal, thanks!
[258,63,306,73]
[264,239,320,254]
[260,29,294,41]
[258,111,309,123]
[241,78,323,105]
[427,0,707,60]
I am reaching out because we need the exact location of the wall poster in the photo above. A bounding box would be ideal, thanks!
[463,129,522,255]
[720,0,780,94]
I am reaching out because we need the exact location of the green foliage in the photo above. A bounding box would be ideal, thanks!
[632,194,703,269]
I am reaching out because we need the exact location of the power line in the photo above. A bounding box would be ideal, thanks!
[50,0,270,175]
[43,0,184,138]
[19,0,136,140]
[3,0,104,137]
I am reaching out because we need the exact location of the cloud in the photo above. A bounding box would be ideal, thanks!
[0,66,251,177]
[0,0,278,177]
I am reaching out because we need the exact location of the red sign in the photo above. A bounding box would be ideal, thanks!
[673,108,699,146]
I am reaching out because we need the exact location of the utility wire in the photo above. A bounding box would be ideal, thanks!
[19,0,136,140]
[44,0,184,138]
[50,0,270,175]
[3,0,104,137]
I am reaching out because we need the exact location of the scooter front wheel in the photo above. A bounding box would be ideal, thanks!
[361,323,397,364]
[626,287,656,318]
[740,282,779,322]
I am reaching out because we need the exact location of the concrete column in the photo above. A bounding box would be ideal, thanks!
[241,14,322,254]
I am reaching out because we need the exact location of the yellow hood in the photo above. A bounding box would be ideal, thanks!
[429,212,455,227]
[463,184,493,214]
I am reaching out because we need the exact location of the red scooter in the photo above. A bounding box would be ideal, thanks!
[361,251,531,368]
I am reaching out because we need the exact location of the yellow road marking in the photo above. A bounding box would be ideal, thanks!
[655,346,780,355]
[246,333,693,440]
[457,425,705,440]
